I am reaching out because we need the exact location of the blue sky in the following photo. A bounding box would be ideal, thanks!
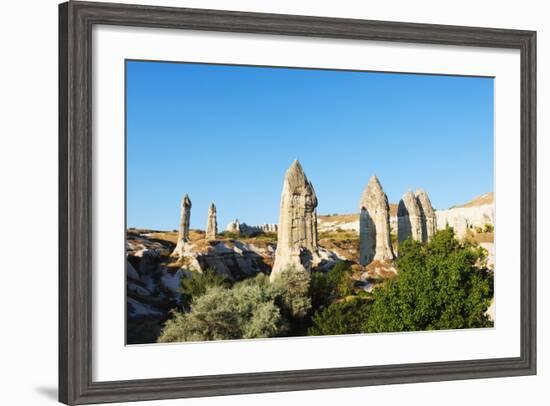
[126,61,493,231]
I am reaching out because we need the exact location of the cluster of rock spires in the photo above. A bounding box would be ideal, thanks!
[172,197,219,257]
[397,190,437,246]
[356,177,437,266]
[171,160,439,279]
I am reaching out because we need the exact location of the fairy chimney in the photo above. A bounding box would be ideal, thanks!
[270,160,318,281]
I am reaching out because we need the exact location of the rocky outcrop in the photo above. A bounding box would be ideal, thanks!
[226,219,241,233]
[397,191,423,245]
[225,219,277,236]
[359,176,394,266]
[270,160,318,281]
[436,204,494,239]
[171,194,191,257]
[206,203,217,241]
[259,224,278,233]
[415,189,437,243]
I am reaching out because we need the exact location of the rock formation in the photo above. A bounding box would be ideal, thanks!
[259,224,278,233]
[415,189,437,243]
[206,202,217,241]
[226,220,278,236]
[226,219,241,233]
[270,160,318,281]
[397,191,423,245]
[171,194,192,257]
[359,175,395,266]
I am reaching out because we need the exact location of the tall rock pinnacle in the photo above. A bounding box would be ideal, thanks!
[205,202,217,241]
[397,190,423,245]
[415,189,437,243]
[270,160,318,281]
[171,194,192,257]
[359,175,395,266]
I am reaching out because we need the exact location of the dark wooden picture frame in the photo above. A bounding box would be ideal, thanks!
[59,1,537,404]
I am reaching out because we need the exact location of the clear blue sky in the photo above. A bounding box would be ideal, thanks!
[126,61,493,231]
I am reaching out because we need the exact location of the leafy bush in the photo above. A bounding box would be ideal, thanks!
[271,266,311,319]
[308,297,372,336]
[310,261,354,309]
[159,274,287,342]
[365,228,493,333]
[179,267,232,308]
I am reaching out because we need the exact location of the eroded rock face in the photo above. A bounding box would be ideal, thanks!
[436,204,494,240]
[415,189,437,243]
[270,160,318,281]
[172,194,192,257]
[206,203,217,241]
[359,176,395,266]
[397,191,423,245]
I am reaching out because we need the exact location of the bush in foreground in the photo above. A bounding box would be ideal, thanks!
[308,297,372,336]
[159,273,287,342]
[365,228,493,333]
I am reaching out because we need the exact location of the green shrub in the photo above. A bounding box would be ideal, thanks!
[364,228,493,333]
[308,297,372,336]
[310,261,354,309]
[159,274,287,342]
[179,267,232,308]
[271,266,311,319]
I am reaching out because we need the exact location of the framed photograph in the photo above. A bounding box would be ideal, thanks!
[59,1,536,404]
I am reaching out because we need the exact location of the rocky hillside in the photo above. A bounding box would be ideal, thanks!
[126,228,347,343]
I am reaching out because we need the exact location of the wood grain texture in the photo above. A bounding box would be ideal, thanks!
[58,1,537,404]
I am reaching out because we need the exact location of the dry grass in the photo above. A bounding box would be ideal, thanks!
[318,229,360,263]
[318,213,358,224]
[465,230,494,243]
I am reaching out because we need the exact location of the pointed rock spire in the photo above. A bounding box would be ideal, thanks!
[415,189,437,243]
[397,190,423,245]
[270,160,318,281]
[206,202,217,241]
[359,175,395,265]
[171,194,192,257]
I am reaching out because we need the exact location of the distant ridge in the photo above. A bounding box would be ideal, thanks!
[449,192,494,209]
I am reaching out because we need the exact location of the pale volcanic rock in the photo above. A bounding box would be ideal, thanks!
[436,204,494,240]
[205,202,218,241]
[270,160,319,281]
[397,191,423,245]
[359,176,395,266]
[171,194,192,257]
[415,189,437,243]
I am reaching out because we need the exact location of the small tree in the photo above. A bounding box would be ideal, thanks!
[365,228,493,333]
